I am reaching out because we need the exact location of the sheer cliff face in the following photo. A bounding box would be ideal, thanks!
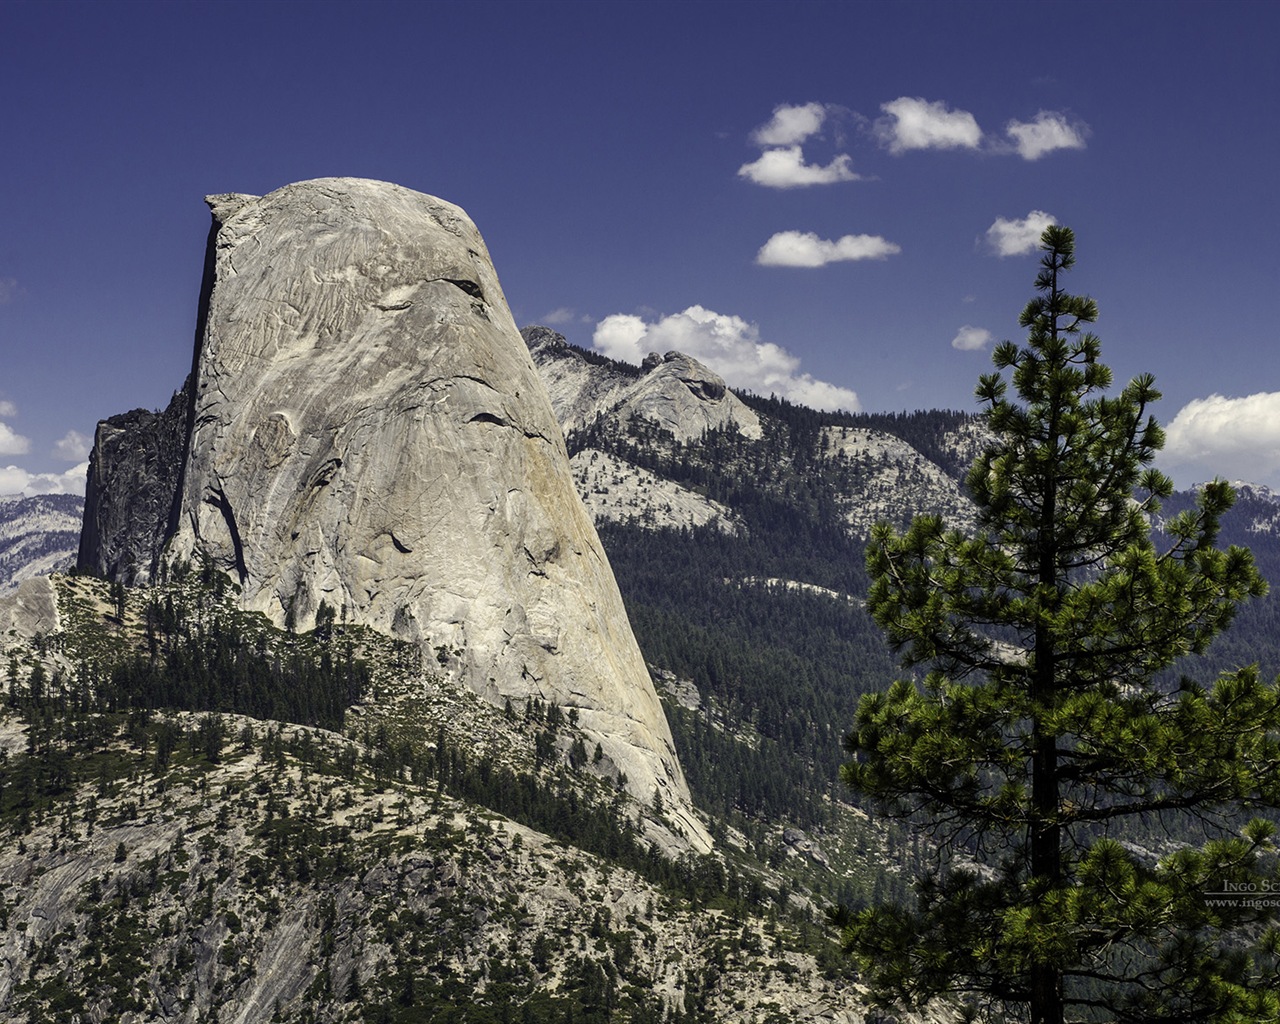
[161,179,704,845]
[78,386,189,586]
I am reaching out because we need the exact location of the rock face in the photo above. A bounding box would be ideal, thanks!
[88,178,705,847]
[0,575,60,640]
[524,326,762,442]
[822,425,978,538]
[78,385,189,585]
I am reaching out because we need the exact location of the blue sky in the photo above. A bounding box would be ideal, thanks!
[2,0,1278,494]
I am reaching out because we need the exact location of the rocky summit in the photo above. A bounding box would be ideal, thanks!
[79,178,708,849]
[523,326,762,443]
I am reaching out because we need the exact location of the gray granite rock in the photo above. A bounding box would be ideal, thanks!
[619,351,763,441]
[77,383,189,585]
[0,575,60,640]
[159,179,706,848]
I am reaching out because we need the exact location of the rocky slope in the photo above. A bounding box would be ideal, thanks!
[570,449,740,535]
[524,326,762,443]
[0,573,873,1024]
[525,326,976,543]
[79,178,707,848]
[0,493,83,595]
[821,425,977,537]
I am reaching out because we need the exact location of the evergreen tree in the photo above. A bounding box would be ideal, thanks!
[837,226,1280,1023]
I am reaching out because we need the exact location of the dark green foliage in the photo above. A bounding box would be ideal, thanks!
[102,590,369,730]
[600,523,898,828]
[735,391,972,480]
[554,338,645,379]
[838,226,1280,1023]
[572,369,980,845]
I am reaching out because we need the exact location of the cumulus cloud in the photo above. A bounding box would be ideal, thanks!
[1006,111,1088,160]
[876,97,983,154]
[756,230,900,267]
[1162,392,1280,487]
[0,400,16,417]
[951,326,994,351]
[592,305,859,412]
[0,461,88,497]
[0,422,31,456]
[738,146,859,188]
[986,211,1057,257]
[751,102,828,146]
[53,429,91,462]
[0,278,19,305]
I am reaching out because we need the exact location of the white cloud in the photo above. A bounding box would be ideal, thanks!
[53,429,91,462]
[876,97,983,154]
[0,278,19,305]
[738,146,859,188]
[756,230,900,267]
[0,422,31,456]
[951,326,994,351]
[593,305,860,412]
[985,211,1057,257]
[541,307,579,326]
[1006,111,1088,160]
[1162,392,1280,487]
[0,461,88,497]
[751,102,827,146]
[0,400,16,417]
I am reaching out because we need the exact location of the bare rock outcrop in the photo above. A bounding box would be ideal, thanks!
[137,178,707,847]
[78,384,189,585]
[0,575,60,640]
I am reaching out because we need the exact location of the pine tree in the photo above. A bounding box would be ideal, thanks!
[838,226,1280,1023]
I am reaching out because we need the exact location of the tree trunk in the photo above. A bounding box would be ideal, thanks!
[1030,723,1063,1024]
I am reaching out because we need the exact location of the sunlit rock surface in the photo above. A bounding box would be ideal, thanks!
[0,576,60,640]
[158,179,705,847]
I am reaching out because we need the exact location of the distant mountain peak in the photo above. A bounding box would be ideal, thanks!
[523,325,762,442]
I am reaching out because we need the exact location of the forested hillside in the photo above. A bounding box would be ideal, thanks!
[1,571,867,1023]
[575,394,1280,911]
[0,493,82,594]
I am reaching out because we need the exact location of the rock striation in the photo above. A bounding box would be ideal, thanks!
[0,575,60,640]
[81,179,707,848]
